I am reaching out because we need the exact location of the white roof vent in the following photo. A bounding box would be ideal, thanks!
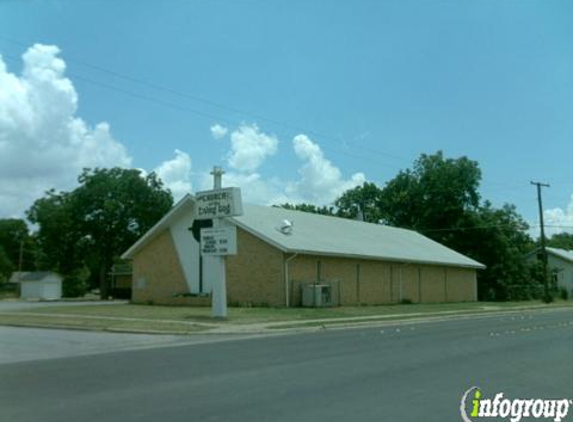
[277,219,294,235]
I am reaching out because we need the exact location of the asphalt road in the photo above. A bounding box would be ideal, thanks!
[2,308,573,422]
[0,327,249,364]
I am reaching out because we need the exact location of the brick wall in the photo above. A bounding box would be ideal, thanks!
[225,228,285,306]
[132,229,208,305]
[131,225,477,306]
[288,255,477,306]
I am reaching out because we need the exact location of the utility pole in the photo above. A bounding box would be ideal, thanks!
[531,181,551,302]
[17,237,24,280]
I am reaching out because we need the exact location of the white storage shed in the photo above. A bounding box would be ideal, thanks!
[18,272,63,300]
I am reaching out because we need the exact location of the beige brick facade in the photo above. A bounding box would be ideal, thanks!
[131,225,477,306]
[286,254,477,306]
[225,228,285,306]
[132,229,209,306]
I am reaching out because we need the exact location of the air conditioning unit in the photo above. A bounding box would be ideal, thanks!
[302,284,334,308]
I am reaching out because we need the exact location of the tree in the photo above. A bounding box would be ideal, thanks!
[28,168,173,298]
[378,151,481,242]
[0,219,37,281]
[277,183,385,223]
[453,203,536,300]
[27,191,84,275]
[335,182,384,223]
[547,232,573,250]
[0,246,12,283]
[276,203,336,216]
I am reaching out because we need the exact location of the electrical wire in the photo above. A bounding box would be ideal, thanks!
[0,36,409,166]
[0,36,569,214]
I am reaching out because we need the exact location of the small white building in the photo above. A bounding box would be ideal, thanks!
[14,272,63,300]
[526,247,573,296]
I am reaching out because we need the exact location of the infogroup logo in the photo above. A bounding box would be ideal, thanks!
[460,387,572,422]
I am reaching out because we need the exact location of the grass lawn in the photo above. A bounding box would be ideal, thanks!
[1,300,570,328]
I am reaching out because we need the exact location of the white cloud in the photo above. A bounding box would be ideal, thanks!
[210,123,228,139]
[290,134,366,204]
[227,124,278,172]
[197,131,366,207]
[0,44,131,217]
[0,44,367,217]
[544,196,573,237]
[154,149,192,201]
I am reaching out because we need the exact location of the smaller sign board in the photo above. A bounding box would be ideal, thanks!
[195,187,243,220]
[200,226,237,256]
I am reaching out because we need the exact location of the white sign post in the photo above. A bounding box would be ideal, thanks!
[198,167,242,318]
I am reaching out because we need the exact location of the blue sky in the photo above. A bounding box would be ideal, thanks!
[0,0,572,234]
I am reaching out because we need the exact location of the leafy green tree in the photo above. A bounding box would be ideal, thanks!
[28,168,173,298]
[335,182,384,223]
[72,168,173,297]
[0,219,37,280]
[547,232,573,250]
[62,267,90,298]
[454,203,536,300]
[276,203,336,216]
[27,191,84,275]
[0,246,12,283]
[379,151,481,242]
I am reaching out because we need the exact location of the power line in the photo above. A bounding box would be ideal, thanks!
[4,35,560,196]
[1,36,570,211]
[0,53,394,167]
[0,36,408,166]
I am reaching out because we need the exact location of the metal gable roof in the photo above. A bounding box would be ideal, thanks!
[122,196,484,269]
[231,204,485,269]
[546,247,573,263]
[11,271,61,282]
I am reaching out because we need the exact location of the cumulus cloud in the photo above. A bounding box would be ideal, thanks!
[0,44,366,217]
[227,124,278,172]
[198,130,366,207]
[544,196,573,237]
[210,123,228,139]
[0,44,131,217]
[154,149,192,201]
[289,134,366,204]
